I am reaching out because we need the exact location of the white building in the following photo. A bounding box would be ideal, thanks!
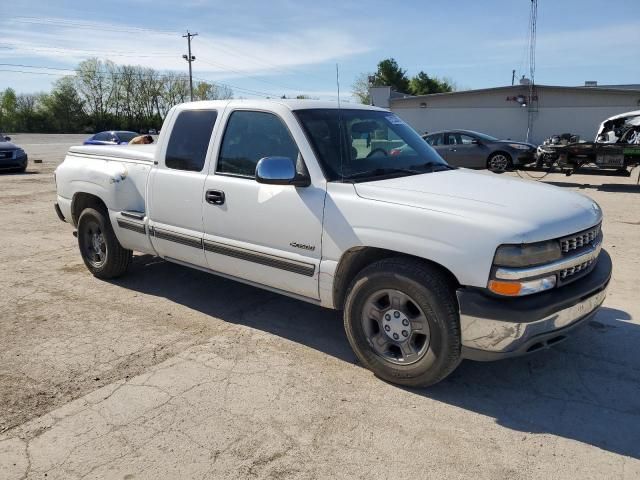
[371,84,640,145]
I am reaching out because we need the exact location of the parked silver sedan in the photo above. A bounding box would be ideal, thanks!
[423,130,537,172]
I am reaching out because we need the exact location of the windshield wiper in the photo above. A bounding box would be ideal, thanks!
[342,167,423,181]
[409,161,455,171]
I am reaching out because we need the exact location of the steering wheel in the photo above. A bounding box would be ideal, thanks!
[366,148,388,158]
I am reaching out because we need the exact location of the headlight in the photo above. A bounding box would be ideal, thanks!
[489,241,562,296]
[493,241,562,267]
[508,143,532,150]
[16,148,25,156]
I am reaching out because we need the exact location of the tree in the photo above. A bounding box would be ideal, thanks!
[41,77,85,132]
[353,59,457,104]
[0,88,18,131]
[409,71,454,95]
[351,73,372,104]
[371,58,410,94]
[75,58,115,130]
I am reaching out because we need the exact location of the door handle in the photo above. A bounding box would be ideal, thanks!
[205,189,225,205]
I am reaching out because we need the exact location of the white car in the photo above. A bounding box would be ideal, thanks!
[54,100,611,387]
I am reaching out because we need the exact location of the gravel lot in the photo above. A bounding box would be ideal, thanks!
[1,134,639,479]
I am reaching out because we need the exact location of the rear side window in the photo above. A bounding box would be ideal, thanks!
[426,133,444,146]
[165,110,217,171]
[94,132,111,141]
[217,111,299,177]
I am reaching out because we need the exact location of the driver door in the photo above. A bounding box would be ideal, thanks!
[201,109,325,300]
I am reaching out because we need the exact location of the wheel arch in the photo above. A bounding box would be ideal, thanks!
[71,192,109,227]
[332,246,461,310]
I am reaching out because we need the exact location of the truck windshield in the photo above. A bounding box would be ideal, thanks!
[295,109,450,182]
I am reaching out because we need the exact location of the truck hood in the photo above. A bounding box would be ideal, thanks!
[353,169,602,243]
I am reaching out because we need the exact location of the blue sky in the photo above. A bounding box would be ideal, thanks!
[1,0,639,101]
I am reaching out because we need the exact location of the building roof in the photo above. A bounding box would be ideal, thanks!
[389,84,640,104]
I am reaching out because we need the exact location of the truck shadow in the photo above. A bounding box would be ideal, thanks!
[115,255,639,459]
[543,180,640,193]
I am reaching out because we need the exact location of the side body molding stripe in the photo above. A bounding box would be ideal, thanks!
[147,226,316,277]
[203,240,315,277]
[153,228,204,249]
[117,219,146,235]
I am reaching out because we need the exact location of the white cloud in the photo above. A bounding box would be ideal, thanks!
[0,17,371,81]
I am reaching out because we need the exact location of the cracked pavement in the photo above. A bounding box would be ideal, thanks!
[1,134,639,479]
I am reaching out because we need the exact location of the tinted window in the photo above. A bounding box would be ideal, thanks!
[217,111,299,177]
[426,133,444,146]
[459,134,476,145]
[116,132,138,143]
[165,110,217,171]
[94,132,111,141]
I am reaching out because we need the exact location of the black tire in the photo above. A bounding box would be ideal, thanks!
[487,152,513,173]
[77,207,132,279]
[343,258,461,387]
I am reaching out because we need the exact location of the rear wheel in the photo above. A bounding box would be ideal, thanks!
[487,152,512,173]
[343,258,461,387]
[77,208,131,279]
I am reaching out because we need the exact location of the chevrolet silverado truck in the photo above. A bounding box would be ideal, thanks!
[54,100,611,387]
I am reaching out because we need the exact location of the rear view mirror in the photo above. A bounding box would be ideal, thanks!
[4,136,11,141]
[255,156,310,187]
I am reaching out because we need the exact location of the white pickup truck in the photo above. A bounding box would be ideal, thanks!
[54,100,611,386]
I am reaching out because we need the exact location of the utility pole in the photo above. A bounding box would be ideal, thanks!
[511,69,516,86]
[182,31,198,101]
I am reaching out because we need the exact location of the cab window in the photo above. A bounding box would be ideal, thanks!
[165,110,218,172]
[217,111,299,177]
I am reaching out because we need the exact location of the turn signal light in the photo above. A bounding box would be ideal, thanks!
[488,280,522,296]
[488,275,556,297]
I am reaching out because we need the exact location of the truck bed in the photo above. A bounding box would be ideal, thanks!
[68,144,156,163]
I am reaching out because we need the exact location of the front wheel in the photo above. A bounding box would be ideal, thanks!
[487,152,512,173]
[77,208,132,279]
[343,258,461,387]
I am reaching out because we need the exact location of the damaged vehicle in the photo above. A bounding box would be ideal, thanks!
[536,110,640,176]
[54,100,611,387]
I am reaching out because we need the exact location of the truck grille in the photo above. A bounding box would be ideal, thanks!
[559,258,596,280]
[560,224,601,254]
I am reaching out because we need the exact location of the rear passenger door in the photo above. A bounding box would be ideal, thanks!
[425,133,448,161]
[446,133,486,168]
[201,109,325,300]
[147,108,220,268]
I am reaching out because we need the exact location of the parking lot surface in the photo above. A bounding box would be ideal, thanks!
[1,134,639,479]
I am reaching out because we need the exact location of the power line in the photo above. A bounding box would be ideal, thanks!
[0,43,176,58]
[11,17,180,36]
[197,57,303,93]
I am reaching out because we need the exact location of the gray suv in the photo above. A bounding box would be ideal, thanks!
[423,130,537,173]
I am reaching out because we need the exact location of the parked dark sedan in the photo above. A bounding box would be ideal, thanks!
[0,134,28,172]
[423,130,537,172]
[84,131,139,145]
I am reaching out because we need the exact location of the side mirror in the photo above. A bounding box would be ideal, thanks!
[471,138,480,145]
[255,156,310,187]
[4,136,11,141]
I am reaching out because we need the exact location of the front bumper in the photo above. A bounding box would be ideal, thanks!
[457,249,612,361]
[0,152,28,170]
[514,150,536,165]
